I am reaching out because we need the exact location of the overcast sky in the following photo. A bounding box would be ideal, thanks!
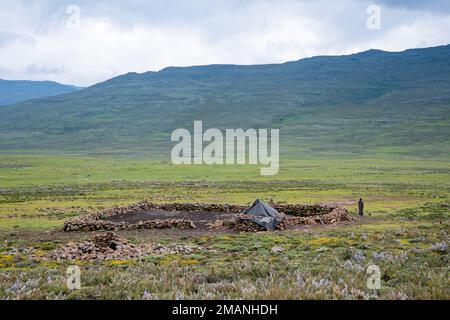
[1,0,450,86]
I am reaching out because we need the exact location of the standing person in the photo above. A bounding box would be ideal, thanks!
[358,198,364,216]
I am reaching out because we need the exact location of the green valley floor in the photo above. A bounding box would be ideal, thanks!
[0,154,448,299]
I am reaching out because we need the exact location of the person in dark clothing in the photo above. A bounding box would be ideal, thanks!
[358,198,364,216]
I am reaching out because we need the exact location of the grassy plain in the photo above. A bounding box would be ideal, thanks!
[0,153,448,299]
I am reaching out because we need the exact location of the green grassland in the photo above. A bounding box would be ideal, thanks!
[0,46,449,299]
[1,154,449,227]
[0,153,448,299]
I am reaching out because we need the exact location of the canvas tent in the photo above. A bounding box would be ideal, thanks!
[243,199,282,230]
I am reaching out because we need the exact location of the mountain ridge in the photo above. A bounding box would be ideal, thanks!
[0,45,449,157]
[0,79,83,106]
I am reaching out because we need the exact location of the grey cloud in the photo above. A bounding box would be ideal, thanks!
[378,0,450,12]
[0,32,35,47]
[26,64,64,75]
[0,32,20,47]
[0,0,449,86]
[0,65,11,74]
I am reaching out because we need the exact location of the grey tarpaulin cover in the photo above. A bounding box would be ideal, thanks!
[243,199,282,230]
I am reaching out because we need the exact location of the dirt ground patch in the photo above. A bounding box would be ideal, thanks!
[0,216,368,250]
[107,210,238,229]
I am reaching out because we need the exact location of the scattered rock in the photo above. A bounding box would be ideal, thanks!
[150,243,196,255]
[50,232,147,261]
[50,232,199,261]
[232,218,267,232]
[271,246,284,253]
[206,219,224,229]
[409,237,427,243]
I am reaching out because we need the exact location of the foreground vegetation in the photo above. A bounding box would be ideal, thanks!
[0,216,448,299]
[0,154,448,299]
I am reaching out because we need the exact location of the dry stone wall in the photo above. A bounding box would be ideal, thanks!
[284,206,355,226]
[63,200,353,232]
[232,206,354,232]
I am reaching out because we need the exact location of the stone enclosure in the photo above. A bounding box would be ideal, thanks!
[63,201,355,232]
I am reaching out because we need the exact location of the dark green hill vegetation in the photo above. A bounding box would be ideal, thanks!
[0,79,82,106]
[0,45,449,157]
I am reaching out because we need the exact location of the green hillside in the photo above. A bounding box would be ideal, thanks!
[0,45,449,157]
[0,79,82,106]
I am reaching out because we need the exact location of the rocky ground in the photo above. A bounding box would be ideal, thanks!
[50,232,197,261]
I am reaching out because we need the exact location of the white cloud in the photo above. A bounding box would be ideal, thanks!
[0,0,449,86]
